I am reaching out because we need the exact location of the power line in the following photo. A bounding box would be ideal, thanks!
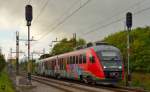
[33,0,150,48]
[33,0,80,37]
[134,5,150,15]
[43,0,80,29]
[32,0,50,24]
[84,18,123,35]
[35,0,91,41]
[81,0,145,34]
[80,0,149,36]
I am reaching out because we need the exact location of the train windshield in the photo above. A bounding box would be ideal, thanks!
[96,51,122,68]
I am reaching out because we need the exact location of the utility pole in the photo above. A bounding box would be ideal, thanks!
[52,38,59,43]
[16,31,19,75]
[43,48,45,54]
[19,38,36,75]
[126,12,132,86]
[31,50,45,61]
[31,48,45,61]
[0,47,2,54]
[10,48,24,73]
[73,33,76,47]
[25,4,33,84]
[10,48,12,64]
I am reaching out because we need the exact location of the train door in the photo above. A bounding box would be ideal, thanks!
[87,49,97,77]
[51,60,55,76]
[54,56,60,78]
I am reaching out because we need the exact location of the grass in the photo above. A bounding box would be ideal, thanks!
[0,69,15,92]
[131,72,150,91]
[118,72,150,91]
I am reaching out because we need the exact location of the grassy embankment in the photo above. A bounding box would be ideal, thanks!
[131,73,150,91]
[0,69,15,92]
[119,73,150,91]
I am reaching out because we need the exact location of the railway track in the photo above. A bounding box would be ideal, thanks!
[28,75,146,92]
[31,75,112,92]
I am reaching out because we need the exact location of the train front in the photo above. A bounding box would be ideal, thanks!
[95,45,124,84]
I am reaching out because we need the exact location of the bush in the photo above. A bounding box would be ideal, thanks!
[0,54,6,72]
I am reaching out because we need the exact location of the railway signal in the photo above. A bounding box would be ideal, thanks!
[126,12,132,29]
[25,5,33,26]
[126,12,132,86]
[25,4,33,84]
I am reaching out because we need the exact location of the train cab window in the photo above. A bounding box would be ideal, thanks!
[90,55,95,63]
[83,54,86,63]
[79,55,82,64]
[76,56,78,64]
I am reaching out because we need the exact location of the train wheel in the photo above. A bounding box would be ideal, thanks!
[83,78,88,83]
[56,73,61,79]
[80,75,83,82]
[43,72,45,77]
[82,76,88,84]
[86,76,94,84]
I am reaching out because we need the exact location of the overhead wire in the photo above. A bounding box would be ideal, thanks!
[33,0,80,38]
[32,0,50,24]
[35,0,91,41]
[81,0,144,33]
[31,0,84,46]
[80,0,149,36]
[33,0,150,50]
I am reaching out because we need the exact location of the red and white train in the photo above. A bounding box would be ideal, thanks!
[35,42,124,84]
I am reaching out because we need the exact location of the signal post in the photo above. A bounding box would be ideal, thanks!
[126,12,132,86]
[25,4,33,84]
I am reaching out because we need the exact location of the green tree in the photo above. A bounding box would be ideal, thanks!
[51,38,86,55]
[0,54,6,72]
[103,26,150,72]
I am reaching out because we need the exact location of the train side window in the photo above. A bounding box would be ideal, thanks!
[62,58,64,70]
[71,56,73,64]
[62,59,65,70]
[59,59,61,69]
[83,54,86,63]
[76,56,78,64]
[79,55,82,64]
[58,59,60,65]
[90,55,95,63]
[73,56,75,64]
[67,57,69,64]
[61,58,63,70]
[70,56,72,64]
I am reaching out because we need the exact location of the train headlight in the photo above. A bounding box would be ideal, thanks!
[104,66,107,69]
[118,66,122,69]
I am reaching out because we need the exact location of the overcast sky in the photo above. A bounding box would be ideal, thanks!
[0,0,150,60]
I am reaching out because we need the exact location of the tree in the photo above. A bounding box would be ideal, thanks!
[51,38,86,55]
[0,54,6,72]
[103,26,150,72]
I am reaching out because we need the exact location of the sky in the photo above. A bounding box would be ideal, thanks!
[0,0,150,60]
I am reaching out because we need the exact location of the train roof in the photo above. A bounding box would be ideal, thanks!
[38,43,120,62]
[92,45,120,52]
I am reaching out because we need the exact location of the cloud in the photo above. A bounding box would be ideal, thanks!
[0,0,150,59]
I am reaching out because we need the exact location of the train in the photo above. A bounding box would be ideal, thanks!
[35,42,124,84]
